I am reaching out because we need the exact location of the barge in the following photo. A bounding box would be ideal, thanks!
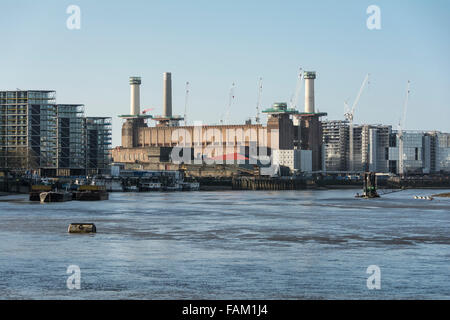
[72,185,109,201]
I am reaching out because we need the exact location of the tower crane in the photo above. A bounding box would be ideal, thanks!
[344,73,370,172]
[184,81,190,126]
[255,77,263,124]
[398,80,411,176]
[221,82,235,125]
[290,68,304,110]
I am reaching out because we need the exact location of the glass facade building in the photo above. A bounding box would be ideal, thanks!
[0,90,111,176]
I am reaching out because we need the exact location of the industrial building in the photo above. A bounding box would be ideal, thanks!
[112,72,326,175]
[0,90,112,176]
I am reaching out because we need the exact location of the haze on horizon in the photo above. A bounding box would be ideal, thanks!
[0,0,449,146]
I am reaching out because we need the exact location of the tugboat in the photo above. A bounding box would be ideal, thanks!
[355,172,380,199]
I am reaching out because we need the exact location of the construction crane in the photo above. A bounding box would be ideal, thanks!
[255,77,263,124]
[398,80,411,176]
[184,81,190,126]
[344,73,370,172]
[290,68,304,109]
[221,82,236,125]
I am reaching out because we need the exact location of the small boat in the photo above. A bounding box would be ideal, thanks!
[414,196,434,201]
[40,190,72,203]
[162,183,182,191]
[139,182,162,192]
[181,182,200,191]
[124,185,139,192]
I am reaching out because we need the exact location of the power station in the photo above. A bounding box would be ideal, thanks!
[112,72,450,176]
[112,71,327,174]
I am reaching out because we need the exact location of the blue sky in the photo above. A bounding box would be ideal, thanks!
[1,0,449,146]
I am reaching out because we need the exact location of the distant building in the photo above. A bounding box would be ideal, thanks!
[0,90,112,176]
[322,121,391,173]
[272,149,312,174]
[434,132,450,173]
[84,117,112,175]
[388,131,424,174]
[322,120,349,172]
[425,132,450,174]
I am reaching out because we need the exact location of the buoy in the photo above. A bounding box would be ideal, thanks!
[68,223,96,233]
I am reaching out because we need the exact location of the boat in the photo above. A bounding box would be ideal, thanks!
[29,185,52,201]
[355,172,380,199]
[181,182,200,191]
[72,185,109,201]
[124,185,139,192]
[40,190,72,203]
[139,182,162,192]
[162,183,183,191]
[413,195,434,201]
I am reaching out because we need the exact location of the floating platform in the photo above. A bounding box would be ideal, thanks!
[68,223,97,234]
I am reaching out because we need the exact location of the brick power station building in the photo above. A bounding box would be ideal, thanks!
[111,72,326,174]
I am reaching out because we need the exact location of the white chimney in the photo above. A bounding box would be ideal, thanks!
[129,76,141,115]
[304,71,316,113]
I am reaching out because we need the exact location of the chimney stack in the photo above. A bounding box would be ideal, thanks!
[129,76,141,115]
[304,71,316,113]
[163,72,172,118]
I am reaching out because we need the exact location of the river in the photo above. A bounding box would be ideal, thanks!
[0,189,449,299]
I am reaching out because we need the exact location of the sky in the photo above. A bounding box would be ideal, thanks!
[0,0,449,146]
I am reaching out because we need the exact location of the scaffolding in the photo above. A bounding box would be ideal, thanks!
[1,90,112,176]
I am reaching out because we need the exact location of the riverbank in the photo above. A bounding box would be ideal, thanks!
[433,192,450,198]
